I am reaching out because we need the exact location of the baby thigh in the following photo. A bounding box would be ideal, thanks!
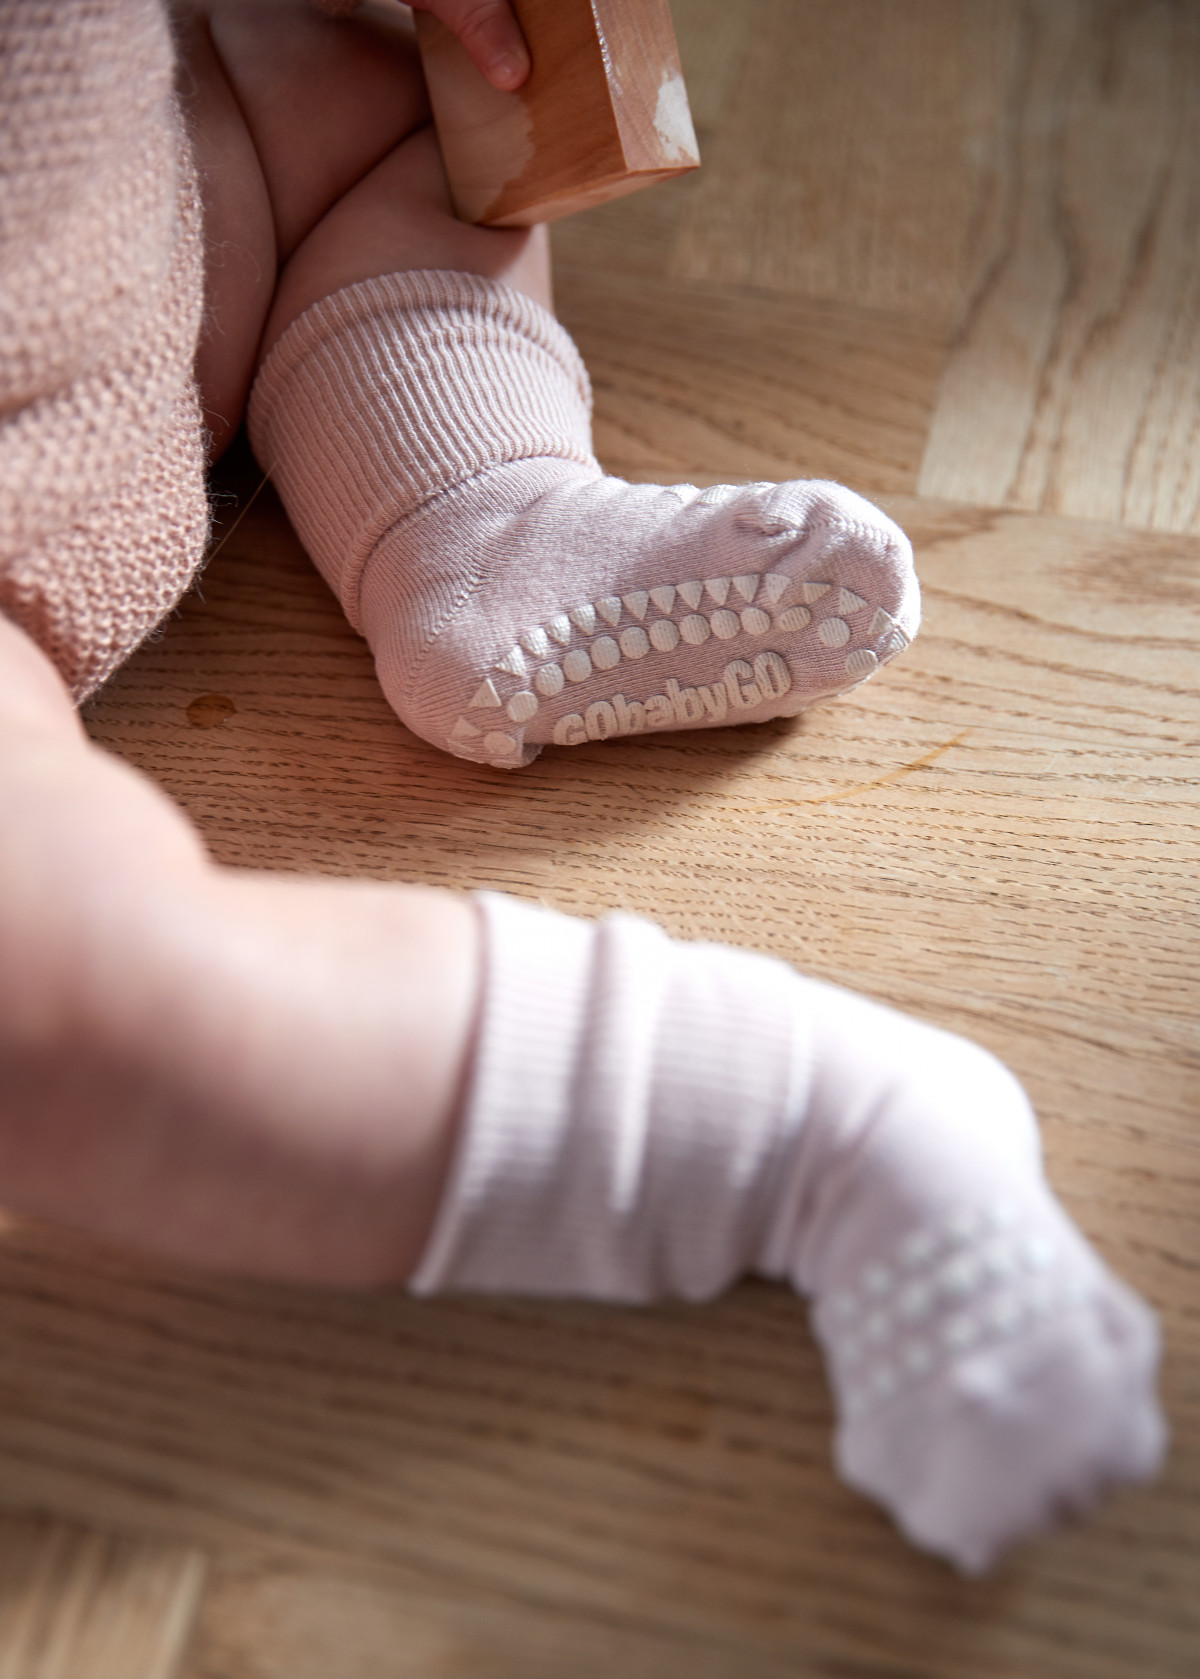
[177,0,432,455]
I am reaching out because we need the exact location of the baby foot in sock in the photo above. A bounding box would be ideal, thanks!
[247,272,918,766]
[814,1190,1163,1572]
[357,460,919,768]
[782,993,1167,1573]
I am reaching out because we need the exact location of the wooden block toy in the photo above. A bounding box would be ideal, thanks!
[414,0,700,227]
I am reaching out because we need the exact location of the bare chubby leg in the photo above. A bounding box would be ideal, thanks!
[175,0,548,456]
[0,613,478,1282]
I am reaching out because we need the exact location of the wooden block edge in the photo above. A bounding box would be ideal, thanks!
[481,162,700,228]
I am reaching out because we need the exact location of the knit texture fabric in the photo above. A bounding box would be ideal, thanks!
[0,0,210,700]
[413,892,1166,1573]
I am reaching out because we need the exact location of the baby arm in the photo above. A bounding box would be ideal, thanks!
[0,612,477,1284]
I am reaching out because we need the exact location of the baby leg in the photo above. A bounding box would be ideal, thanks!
[179,0,495,456]
[242,28,918,766]
[413,893,1165,1572]
[1,604,1162,1565]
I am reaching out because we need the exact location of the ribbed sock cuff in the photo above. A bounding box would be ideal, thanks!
[411,892,810,1302]
[246,270,597,628]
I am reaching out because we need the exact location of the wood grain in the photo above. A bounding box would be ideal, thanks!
[918,0,1200,530]
[416,0,698,226]
[0,1514,203,1679]
[554,261,943,494]
[672,0,1200,534]
[183,1559,810,1679]
[3,0,1198,1672]
[36,460,1193,1677]
[670,0,1011,325]
[0,1212,1194,1679]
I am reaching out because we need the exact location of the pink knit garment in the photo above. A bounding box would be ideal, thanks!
[413,894,1166,1573]
[248,272,919,767]
[0,0,210,700]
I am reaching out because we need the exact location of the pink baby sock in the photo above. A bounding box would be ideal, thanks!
[413,894,1165,1572]
[247,272,919,767]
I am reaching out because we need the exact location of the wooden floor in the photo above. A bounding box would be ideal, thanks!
[3,1,1198,1673]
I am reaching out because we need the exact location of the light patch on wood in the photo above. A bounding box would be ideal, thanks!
[0,1513,205,1679]
[670,0,1007,326]
[919,0,1200,532]
[654,72,699,164]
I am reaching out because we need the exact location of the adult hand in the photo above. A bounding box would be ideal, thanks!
[409,0,530,90]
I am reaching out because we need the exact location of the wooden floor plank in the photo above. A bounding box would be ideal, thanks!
[554,263,943,494]
[181,1559,808,1679]
[0,470,1186,1677]
[0,1514,204,1679]
[0,1208,1193,1678]
[670,0,1009,325]
[4,0,1199,1672]
[919,0,1200,529]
